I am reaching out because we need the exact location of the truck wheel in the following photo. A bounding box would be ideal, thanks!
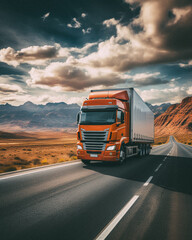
[148,145,151,155]
[81,160,91,165]
[143,144,146,156]
[118,147,126,165]
[138,145,143,157]
[146,145,149,155]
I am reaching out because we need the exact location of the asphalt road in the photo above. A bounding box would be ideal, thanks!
[0,136,192,240]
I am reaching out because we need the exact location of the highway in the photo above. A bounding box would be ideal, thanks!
[0,136,192,240]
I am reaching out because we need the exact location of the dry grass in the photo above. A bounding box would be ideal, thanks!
[0,131,77,173]
[174,134,192,145]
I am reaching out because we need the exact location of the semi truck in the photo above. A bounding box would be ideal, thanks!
[76,88,154,164]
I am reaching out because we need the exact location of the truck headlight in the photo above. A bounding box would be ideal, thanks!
[106,145,116,151]
[77,145,83,150]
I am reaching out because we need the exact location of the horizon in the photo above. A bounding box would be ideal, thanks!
[0,98,183,107]
[0,0,192,106]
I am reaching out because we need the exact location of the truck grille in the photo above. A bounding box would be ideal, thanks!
[81,130,109,151]
[82,130,108,141]
[83,142,106,151]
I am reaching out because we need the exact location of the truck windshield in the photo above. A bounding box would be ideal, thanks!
[80,110,116,125]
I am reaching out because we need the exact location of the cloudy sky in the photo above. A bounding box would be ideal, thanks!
[0,0,192,106]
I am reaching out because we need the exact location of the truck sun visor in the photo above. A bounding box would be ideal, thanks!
[81,105,118,111]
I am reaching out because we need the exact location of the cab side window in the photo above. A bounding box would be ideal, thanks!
[117,110,124,124]
[121,111,124,123]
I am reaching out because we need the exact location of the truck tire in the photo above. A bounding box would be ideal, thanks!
[139,144,143,157]
[143,144,146,156]
[118,146,126,165]
[81,160,91,165]
[146,145,149,155]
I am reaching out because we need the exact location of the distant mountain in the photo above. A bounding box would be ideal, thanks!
[0,131,36,139]
[0,100,175,130]
[146,102,172,118]
[0,101,80,130]
[155,96,192,136]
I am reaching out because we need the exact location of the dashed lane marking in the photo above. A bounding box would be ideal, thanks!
[155,164,162,172]
[143,176,153,186]
[95,195,139,240]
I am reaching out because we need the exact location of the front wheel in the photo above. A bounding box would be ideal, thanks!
[118,147,126,165]
[81,160,91,165]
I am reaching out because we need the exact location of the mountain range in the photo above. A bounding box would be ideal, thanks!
[155,96,192,136]
[0,101,80,130]
[1,98,191,136]
[146,102,172,118]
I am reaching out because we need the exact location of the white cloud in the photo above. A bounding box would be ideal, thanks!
[67,18,81,28]
[78,0,192,72]
[137,86,192,105]
[0,83,25,94]
[126,72,169,86]
[81,13,87,18]
[26,61,126,91]
[0,42,97,67]
[187,86,192,95]
[0,44,64,67]
[179,60,192,67]
[69,42,97,54]
[82,28,92,34]
[103,18,119,27]
[42,12,50,21]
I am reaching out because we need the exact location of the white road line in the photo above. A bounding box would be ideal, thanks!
[0,162,81,180]
[143,176,153,186]
[155,164,162,172]
[95,195,139,240]
[163,157,166,161]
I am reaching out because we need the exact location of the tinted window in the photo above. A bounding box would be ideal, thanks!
[80,110,116,125]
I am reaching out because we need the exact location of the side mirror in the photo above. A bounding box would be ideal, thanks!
[76,112,80,124]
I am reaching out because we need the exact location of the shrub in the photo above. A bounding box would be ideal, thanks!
[68,150,76,157]
[41,158,48,165]
[33,159,41,165]
[5,166,17,172]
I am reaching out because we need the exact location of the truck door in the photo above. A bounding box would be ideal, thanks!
[116,110,125,141]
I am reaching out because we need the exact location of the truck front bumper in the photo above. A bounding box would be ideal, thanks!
[77,149,118,162]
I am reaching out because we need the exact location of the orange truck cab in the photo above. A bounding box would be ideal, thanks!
[77,88,154,165]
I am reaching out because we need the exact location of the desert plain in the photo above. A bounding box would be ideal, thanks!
[0,131,77,173]
[0,130,191,173]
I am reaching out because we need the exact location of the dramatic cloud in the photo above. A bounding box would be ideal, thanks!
[42,12,50,21]
[128,72,169,87]
[187,86,192,95]
[0,44,64,67]
[138,86,192,105]
[1,0,191,106]
[79,0,192,72]
[0,83,24,94]
[103,18,119,27]
[27,62,126,91]
[67,18,81,28]
[0,42,97,67]
[179,60,192,67]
